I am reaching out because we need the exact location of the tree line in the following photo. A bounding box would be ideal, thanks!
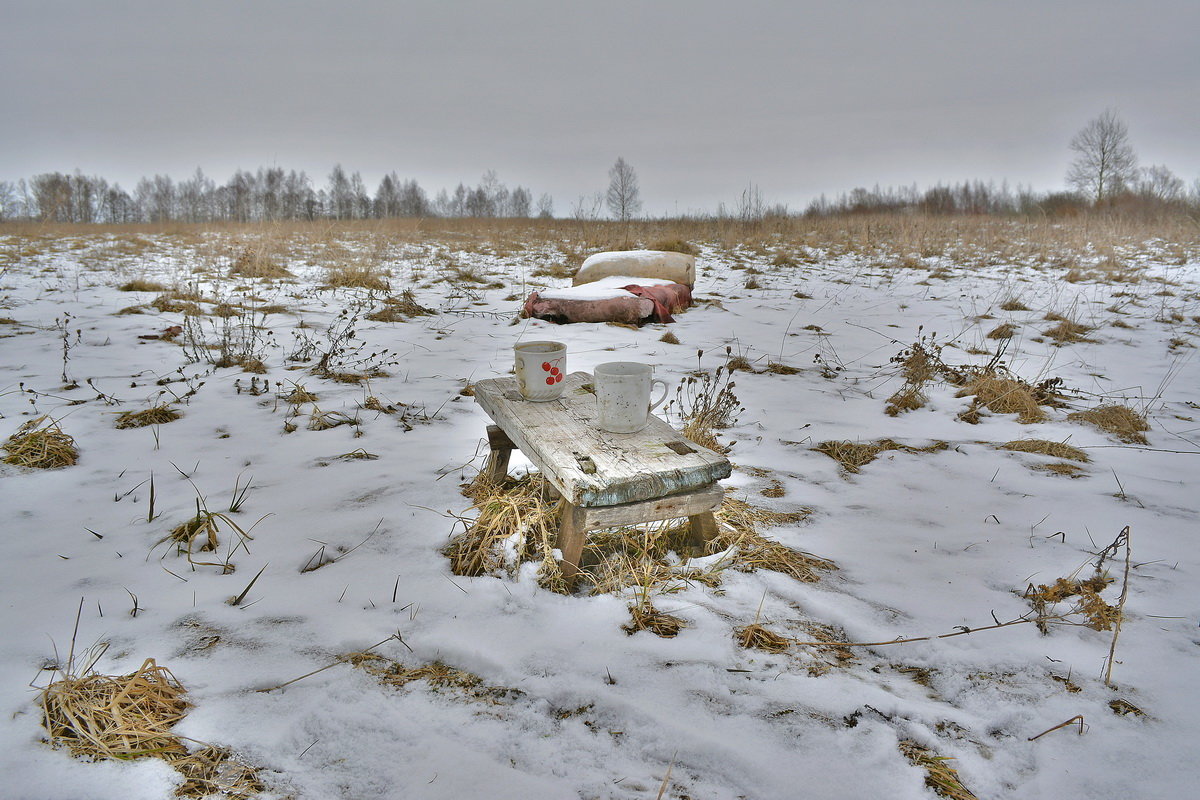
[2,113,1196,224]
[0,166,553,224]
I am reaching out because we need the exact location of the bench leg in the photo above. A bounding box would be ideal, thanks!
[556,503,589,584]
[686,511,721,549]
[484,424,514,482]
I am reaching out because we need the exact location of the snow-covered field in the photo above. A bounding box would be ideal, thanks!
[1,226,1197,799]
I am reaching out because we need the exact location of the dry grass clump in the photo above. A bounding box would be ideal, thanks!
[280,383,316,402]
[798,621,857,675]
[446,473,566,591]
[347,652,514,702]
[150,294,202,315]
[956,375,1047,423]
[999,298,1030,312]
[41,658,189,760]
[1000,439,1089,462]
[157,506,253,574]
[1025,576,1119,631]
[659,331,681,345]
[898,740,978,800]
[1068,404,1149,444]
[710,498,833,582]
[3,416,78,469]
[766,361,800,375]
[363,289,434,323]
[623,602,686,638]
[114,405,181,429]
[118,278,169,292]
[814,439,948,474]
[40,658,264,798]
[1032,462,1088,478]
[1043,319,1094,344]
[646,238,698,255]
[326,264,390,291]
[986,322,1019,340]
[228,245,290,279]
[734,624,791,653]
[885,384,928,417]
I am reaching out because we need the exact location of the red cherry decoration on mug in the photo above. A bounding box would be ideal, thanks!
[545,377,555,385]
[542,362,551,371]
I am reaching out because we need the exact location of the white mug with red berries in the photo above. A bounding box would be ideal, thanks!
[514,341,567,401]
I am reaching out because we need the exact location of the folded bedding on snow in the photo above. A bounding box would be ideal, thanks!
[522,275,693,324]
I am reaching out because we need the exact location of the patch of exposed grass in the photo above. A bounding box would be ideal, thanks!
[39,658,264,799]
[623,602,686,637]
[118,278,169,292]
[326,264,390,291]
[735,624,791,653]
[814,439,948,473]
[999,298,1030,311]
[986,322,1018,340]
[1043,319,1094,344]
[898,740,978,800]
[2,416,78,469]
[228,246,291,279]
[115,405,181,429]
[956,374,1048,423]
[365,289,434,322]
[1000,439,1089,462]
[1068,404,1149,444]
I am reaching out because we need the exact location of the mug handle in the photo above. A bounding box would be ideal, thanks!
[648,379,670,413]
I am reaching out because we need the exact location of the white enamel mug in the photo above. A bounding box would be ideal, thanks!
[594,362,669,434]
[514,341,567,401]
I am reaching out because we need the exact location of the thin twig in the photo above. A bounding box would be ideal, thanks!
[255,634,401,693]
[1104,527,1132,688]
[1029,715,1086,741]
[789,615,1038,648]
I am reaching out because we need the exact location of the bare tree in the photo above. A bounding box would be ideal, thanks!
[1066,110,1138,203]
[1134,164,1184,203]
[606,157,642,222]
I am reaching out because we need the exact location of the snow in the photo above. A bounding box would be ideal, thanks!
[537,275,677,301]
[0,230,1198,799]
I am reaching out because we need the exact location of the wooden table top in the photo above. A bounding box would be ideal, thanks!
[473,371,731,508]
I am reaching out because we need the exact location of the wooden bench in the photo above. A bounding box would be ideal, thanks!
[473,371,733,583]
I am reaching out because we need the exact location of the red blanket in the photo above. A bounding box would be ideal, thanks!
[522,283,692,325]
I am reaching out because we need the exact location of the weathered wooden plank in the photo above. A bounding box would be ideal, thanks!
[474,372,731,507]
[577,484,724,530]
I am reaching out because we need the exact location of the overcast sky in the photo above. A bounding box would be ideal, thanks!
[3,0,1197,215]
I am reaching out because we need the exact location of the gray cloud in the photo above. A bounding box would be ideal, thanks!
[3,0,1197,214]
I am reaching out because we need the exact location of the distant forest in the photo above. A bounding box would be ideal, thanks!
[1,164,1196,225]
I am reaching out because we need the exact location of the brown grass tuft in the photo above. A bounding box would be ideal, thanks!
[622,602,686,637]
[999,298,1030,311]
[114,405,181,429]
[1025,575,1118,631]
[659,331,681,345]
[3,416,78,469]
[898,740,979,800]
[118,278,168,292]
[1000,439,1089,462]
[956,375,1047,423]
[228,246,290,279]
[347,652,515,703]
[1068,404,1149,444]
[735,624,791,653]
[986,322,1018,340]
[446,473,566,591]
[326,264,390,291]
[1043,319,1094,344]
[814,439,949,473]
